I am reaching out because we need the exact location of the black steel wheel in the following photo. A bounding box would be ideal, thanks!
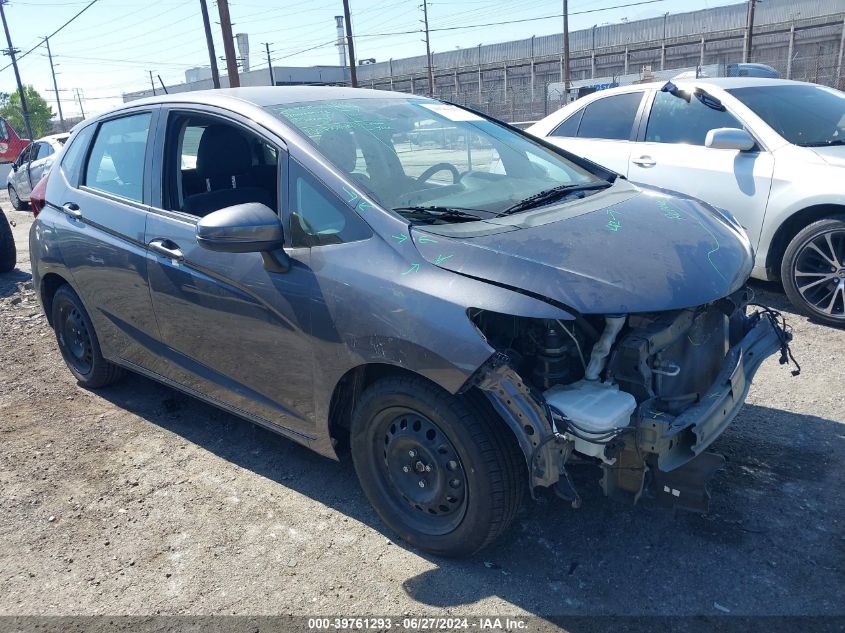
[377,409,468,535]
[782,217,845,327]
[351,375,525,557]
[8,185,27,211]
[51,284,125,387]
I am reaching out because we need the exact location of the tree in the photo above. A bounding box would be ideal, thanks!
[0,85,54,139]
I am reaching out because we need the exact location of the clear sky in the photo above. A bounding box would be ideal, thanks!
[0,0,741,122]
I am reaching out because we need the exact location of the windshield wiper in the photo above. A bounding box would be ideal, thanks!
[798,139,845,147]
[498,182,610,216]
[393,205,489,223]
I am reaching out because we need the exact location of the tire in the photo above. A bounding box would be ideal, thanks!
[51,284,125,388]
[781,216,845,328]
[0,209,14,273]
[8,185,27,211]
[350,375,525,557]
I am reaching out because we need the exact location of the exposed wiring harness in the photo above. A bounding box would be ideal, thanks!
[750,304,801,376]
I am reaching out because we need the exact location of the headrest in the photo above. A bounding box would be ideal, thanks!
[317,129,358,173]
[196,125,252,178]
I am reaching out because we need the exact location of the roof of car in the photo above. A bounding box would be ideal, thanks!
[125,85,419,109]
[37,133,70,143]
[594,77,818,94]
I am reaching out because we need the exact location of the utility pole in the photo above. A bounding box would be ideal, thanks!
[744,0,757,63]
[562,0,570,94]
[44,36,65,132]
[342,0,357,87]
[421,0,434,96]
[264,42,275,86]
[199,0,220,88]
[0,0,34,142]
[148,70,156,96]
[74,88,85,119]
[217,0,240,87]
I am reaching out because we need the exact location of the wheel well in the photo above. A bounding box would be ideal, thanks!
[766,205,845,280]
[40,272,70,326]
[327,363,505,452]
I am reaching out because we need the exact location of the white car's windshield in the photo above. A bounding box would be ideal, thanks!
[727,84,845,147]
[266,98,606,221]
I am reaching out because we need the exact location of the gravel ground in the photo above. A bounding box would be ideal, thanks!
[0,197,843,621]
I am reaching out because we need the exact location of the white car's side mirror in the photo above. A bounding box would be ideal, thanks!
[705,128,756,151]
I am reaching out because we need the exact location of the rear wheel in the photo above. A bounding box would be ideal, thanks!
[8,185,27,211]
[51,285,125,388]
[0,209,14,272]
[782,217,845,328]
[350,375,525,557]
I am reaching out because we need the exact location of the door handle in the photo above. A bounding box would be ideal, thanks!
[148,238,184,262]
[62,202,82,219]
[632,155,656,167]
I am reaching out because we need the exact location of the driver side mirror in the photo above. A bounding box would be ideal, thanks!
[196,202,290,272]
[705,128,756,151]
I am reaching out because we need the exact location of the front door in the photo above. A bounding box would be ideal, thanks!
[28,141,54,188]
[627,89,775,246]
[144,109,318,437]
[13,144,33,197]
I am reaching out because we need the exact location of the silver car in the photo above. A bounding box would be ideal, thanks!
[7,133,69,210]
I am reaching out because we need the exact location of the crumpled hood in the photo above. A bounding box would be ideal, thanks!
[411,184,753,314]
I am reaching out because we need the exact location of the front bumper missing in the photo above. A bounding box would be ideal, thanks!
[636,311,785,473]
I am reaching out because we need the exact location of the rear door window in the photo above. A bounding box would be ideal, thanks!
[84,113,152,203]
[59,125,97,187]
[645,90,745,145]
[576,92,643,140]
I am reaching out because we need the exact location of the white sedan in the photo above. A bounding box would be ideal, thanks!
[528,78,845,326]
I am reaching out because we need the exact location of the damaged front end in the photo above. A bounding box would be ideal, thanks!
[471,288,795,513]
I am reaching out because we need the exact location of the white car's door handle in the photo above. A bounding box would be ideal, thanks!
[632,155,656,167]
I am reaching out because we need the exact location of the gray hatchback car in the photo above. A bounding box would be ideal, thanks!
[30,87,791,556]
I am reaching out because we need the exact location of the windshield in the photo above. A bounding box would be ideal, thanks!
[266,98,603,220]
[727,84,845,146]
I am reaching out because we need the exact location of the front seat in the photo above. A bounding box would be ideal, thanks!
[317,129,370,185]
[183,125,274,216]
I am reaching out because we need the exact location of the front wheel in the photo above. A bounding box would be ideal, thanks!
[350,376,525,557]
[8,185,27,211]
[782,217,845,328]
[51,284,125,388]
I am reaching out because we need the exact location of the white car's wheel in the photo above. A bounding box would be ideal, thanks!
[782,217,845,328]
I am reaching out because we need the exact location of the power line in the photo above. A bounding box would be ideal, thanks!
[354,0,669,38]
[0,0,99,73]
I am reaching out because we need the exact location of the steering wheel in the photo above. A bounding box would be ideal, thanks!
[416,162,461,184]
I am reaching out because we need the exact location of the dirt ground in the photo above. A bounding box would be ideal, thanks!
[1,196,843,621]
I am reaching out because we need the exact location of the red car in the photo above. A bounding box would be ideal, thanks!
[0,116,31,164]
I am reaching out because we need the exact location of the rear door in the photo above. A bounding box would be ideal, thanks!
[48,109,163,369]
[543,90,646,175]
[627,88,775,246]
[143,106,319,438]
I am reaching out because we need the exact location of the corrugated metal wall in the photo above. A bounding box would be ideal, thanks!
[357,0,845,80]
